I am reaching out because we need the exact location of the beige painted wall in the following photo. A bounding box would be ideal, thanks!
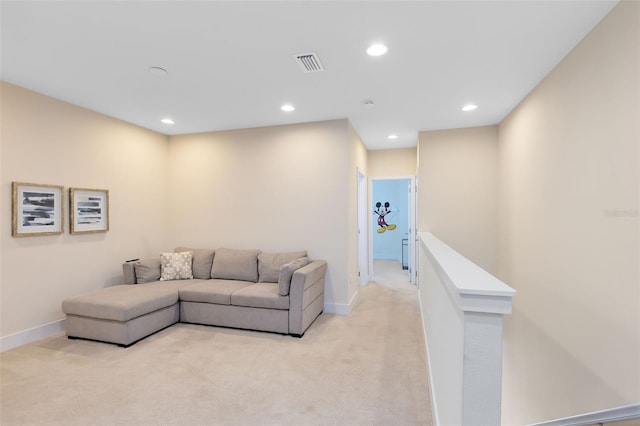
[1,82,170,336]
[499,1,640,423]
[368,148,416,178]
[1,85,361,340]
[167,119,351,308]
[417,126,499,274]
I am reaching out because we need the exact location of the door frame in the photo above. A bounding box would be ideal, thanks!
[369,176,417,284]
[357,168,369,285]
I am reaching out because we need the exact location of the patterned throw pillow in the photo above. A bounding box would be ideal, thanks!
[174,247,214,279]
[160,252,193,281]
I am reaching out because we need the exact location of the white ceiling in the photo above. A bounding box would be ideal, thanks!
[1,1,617,150]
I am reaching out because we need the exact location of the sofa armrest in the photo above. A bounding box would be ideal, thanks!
[289,260,327,336]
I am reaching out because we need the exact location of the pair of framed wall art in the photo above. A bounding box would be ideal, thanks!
[11,182,109,237]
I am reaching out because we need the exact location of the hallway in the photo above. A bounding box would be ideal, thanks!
[370,259,412,290]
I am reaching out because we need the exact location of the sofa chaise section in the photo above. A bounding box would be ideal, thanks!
[62,283,183,347]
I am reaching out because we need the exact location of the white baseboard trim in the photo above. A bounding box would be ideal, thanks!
[529,403,640,426]
[323,303,351,315]
[349,286,360,310]
[324,287,360,315]
[0,319,66,352]
[418,294,440,426]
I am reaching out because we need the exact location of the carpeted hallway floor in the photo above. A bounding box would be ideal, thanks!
[1,262,432,426]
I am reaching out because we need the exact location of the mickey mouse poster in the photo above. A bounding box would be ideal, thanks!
[374,201,397,233]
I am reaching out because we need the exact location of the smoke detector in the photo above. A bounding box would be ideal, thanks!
[293,52,324,73]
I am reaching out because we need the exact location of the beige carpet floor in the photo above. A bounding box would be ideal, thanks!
[371,259,413,289]
[1,272,432,426]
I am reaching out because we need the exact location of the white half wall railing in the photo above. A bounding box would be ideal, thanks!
[418,232,516,426]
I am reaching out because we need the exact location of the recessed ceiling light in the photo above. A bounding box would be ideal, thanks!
[161,118,175,124]
[281,104,295,112]
[388,134,399,140]
[149,66,168,76]
[462,104,478,112]
[367,43,388,56]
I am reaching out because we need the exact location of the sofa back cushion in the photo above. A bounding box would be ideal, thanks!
[174,247,214,279]
[211,248,261,282]
[279,256,310,296]
[258,251,307,283]
[134,258,161,283]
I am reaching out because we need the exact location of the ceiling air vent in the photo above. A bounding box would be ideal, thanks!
[294,52,324,73]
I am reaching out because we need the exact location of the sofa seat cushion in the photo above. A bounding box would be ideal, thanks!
[179,280,253,305]
[62,285,179,322]
[230,283,290,310]
[139,279,208,292]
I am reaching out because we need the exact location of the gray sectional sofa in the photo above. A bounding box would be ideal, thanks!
[62,247,327,347]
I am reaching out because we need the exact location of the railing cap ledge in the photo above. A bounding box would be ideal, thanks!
[419,232,516,314]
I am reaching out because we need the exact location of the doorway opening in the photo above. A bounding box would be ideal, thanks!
[370,177,416,285]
